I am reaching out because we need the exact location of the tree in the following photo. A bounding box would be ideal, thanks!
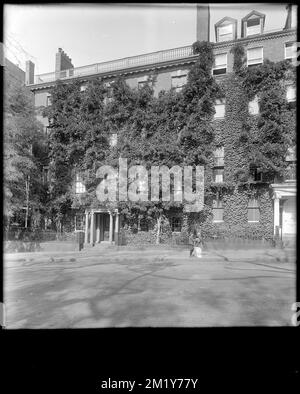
[4,77,48,229]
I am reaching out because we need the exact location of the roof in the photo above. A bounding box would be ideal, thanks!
[242,10,266,22]
[215,16,237,27]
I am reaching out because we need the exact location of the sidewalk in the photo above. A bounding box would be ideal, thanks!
[4,244,295,268]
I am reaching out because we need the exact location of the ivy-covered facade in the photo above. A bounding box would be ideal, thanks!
[27,6,297,245]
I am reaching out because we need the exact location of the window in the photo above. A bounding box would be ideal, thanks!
[171,70,188,92]
[246,18,261,36]
[75,173,86,194]
[218,24,233,42]
[44,126,51,136]
[139,218,149,232]
[286,147,296,162]
[212,198,224,222]
[103,81,114,104]
[248,96,259,115]
[213,146,224,167]
[109,133,118,147]
[213,147,225,183]
[138,81,148,89]
[248,198,260,222]
[247,47,263,67]
[137,76,150,90]
[249,165,262,182]
[46,95,51,106]
[75,214,84,230]
[285,42,297,60]
[213,168,224,183]
[42,166,49,185]
[213,53,227,75]
[285,147,296,181]
[171,217,182,232]
[286,85,296,102]
[214,98,226,119]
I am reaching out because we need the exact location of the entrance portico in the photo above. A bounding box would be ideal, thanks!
[271,182,296,243]
[84,209,120,246]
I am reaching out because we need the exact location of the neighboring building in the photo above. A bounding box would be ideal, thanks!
[26,5,297,245]
[4,58,26,88]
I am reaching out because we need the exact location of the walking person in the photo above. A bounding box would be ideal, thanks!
[189,229,197,257]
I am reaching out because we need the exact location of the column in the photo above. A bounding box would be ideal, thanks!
[90,210,94,245]
[109,212,113,243]
[96,214,100,243]
[84,212,89,244]
[115,212,120,245]
[273,194,280,235]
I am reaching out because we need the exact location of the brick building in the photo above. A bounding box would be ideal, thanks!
[26,5,297,246]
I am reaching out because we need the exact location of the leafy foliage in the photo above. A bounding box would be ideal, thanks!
[4,78,48,226]
[230,43,296,177]
[45,41,220,239]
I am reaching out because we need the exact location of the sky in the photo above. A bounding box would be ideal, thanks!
[4,3,290,75]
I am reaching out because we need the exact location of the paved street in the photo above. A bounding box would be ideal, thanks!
[4,246,296,328]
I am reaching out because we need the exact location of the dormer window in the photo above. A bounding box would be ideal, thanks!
[242,11,265,38]
[215,17,237,42]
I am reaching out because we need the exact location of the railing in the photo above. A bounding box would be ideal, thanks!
[33,45,194,84]
[31,27,294,85]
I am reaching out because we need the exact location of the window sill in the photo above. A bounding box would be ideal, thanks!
[248,221,259,223]
[213,220,224,223]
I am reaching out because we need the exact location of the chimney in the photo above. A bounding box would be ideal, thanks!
[196,4,210,42]
[25,60,35,85]
[55,47,74,72]
[284,4,297,30]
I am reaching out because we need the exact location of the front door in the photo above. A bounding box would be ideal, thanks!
[103,213,110,241]
[282,197,296,236]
